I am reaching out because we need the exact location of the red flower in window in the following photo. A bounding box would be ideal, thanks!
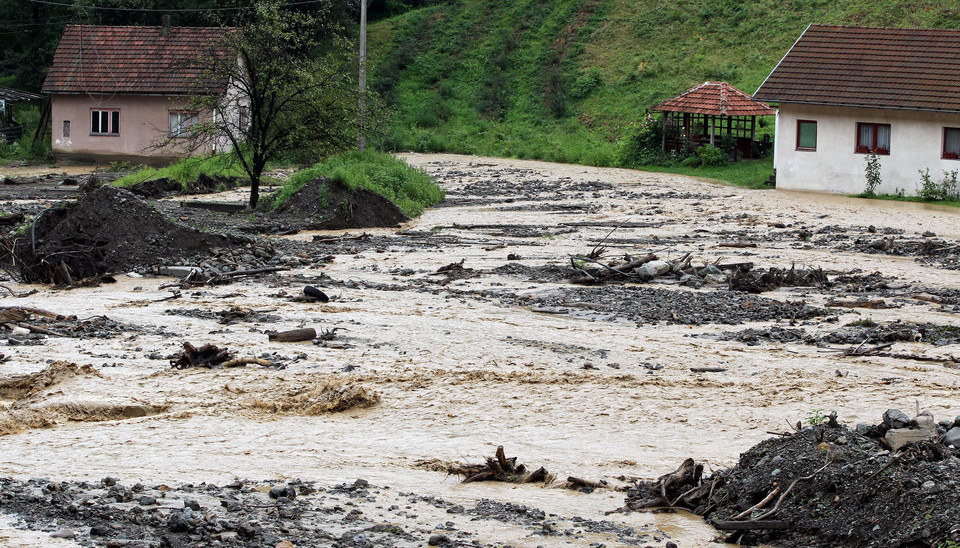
[875,146,889,155]
[945,151,958,159]
[856,145,870,153]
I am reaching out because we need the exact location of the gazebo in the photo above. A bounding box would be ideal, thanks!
[0,86,44,144]
[652,81,774,159]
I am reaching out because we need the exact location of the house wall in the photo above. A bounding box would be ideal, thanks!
[50,94,215,165]
[774,103,960,195]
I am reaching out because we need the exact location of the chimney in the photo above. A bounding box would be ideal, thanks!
[160,14,171,37]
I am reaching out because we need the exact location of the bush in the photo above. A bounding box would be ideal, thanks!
[861,152,882,197]
[696,144,728,167]
[617,113,662,167]
[916,168,960,201]
[569,68,603,100]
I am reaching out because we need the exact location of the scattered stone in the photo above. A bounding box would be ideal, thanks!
[883,408,910,430]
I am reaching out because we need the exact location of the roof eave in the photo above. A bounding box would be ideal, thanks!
[759,99,960,114]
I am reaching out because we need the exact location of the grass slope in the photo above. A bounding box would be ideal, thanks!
[369,0,960,170]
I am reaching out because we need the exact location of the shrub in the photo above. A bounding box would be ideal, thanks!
[696,144,728,167]
[861,152,882,197]
[569,68,603,101]
[916,168,960,201]
[617,113,662,167]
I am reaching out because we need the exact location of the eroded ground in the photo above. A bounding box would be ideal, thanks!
[0,154,958,547]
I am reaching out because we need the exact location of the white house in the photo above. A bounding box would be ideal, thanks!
[754,24,960,195]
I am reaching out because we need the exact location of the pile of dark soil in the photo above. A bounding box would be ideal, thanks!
[273,177,408,230]
[708,320,960,347]
[625,414,960,548]
[8,186,245,283]
[729,266,829,293]
[498,285,827,325]
[128,173,239,198]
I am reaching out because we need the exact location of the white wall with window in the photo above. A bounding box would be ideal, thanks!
[773,103,960,195]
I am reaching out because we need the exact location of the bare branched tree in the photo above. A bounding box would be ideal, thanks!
[155,1,359,209]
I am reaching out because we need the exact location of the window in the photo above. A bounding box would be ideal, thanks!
[169,111,199,137]
[856,122,890,154]
[796,120,817,150]
[944,128,960,159]
[91,109,119,135]
[62,120,70,138]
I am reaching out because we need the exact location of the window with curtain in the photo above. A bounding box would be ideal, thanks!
[169,111,199,137]
[796,120,817,150]
[856,123,891,154]
[944,128,960,159]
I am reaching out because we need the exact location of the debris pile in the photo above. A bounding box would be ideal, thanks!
[170,342,270,369]
[623,410,960,548]
[7,186,245,284]
[451,446,551,484]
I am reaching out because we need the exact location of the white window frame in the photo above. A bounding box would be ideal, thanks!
[91,109,119,135]
[169,111,199,138]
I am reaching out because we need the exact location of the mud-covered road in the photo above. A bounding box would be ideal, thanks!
[0,154,958,547]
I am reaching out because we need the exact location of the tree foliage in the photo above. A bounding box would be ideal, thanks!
[168,1,361,209]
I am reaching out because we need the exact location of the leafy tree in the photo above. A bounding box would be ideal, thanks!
[155,1,362,208]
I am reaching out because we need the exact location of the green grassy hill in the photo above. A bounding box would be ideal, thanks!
[368,0,960,166]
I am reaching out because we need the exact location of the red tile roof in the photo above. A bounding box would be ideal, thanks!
[652,81,775,117]
[754,24,960,112]
[42,25,235,96]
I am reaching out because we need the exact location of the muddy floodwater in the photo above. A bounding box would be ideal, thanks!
[0,154,959,547]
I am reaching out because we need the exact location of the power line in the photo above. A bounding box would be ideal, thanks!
[26,0,329,12]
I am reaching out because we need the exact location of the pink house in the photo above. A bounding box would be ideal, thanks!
[42,21,236,165]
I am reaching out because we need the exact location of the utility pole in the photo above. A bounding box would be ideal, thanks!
[358,0,367,152]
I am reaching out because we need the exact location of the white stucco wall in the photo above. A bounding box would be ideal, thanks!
[774,103,960,195]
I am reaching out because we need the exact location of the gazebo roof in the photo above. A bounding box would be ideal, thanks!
[652,81,775,116]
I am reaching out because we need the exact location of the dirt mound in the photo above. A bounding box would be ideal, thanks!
[10,186,244,283]
[625,414,960,547]
[128,173,238,198]
[273,177,408,229]
[0,361,102,400]
[251,381,380,415]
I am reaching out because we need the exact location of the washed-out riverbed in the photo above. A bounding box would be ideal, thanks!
[0,153,958,547]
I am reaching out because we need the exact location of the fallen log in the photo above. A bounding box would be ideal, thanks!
[715,520,791,531]
[268,328,317,342]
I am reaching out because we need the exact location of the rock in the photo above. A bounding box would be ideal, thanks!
[50,529,75,539]
[168,512,191,533]
[855,423,872,435]
[884,416,936,451]
[883,409,910,430]
[940,419,955,430]
[645,260,671,276]
[921,480,939,494]
[698,264,722,277]
[703,273,727,284]
[666,543,679,548]
[944,427,960,448]
[635,264,657,282]
[102,477,119,487]
[955,415,960,428]
[183,498,201,511]
[269,485,296,500]
[138,495,157,506]
[428,534,450,546]
[276,542,296,548]
[89,524,111,536]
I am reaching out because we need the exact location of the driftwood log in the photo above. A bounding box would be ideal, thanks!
[452,446,550,484]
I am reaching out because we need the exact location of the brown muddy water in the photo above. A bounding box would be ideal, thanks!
[0,153,959,546]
